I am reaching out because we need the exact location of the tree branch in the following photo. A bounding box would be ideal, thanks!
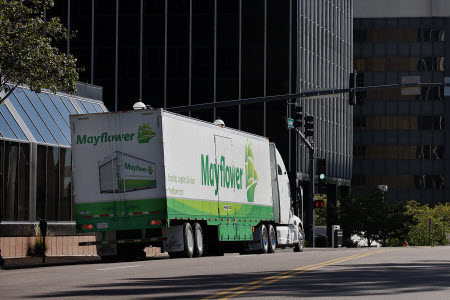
[0,83,19,105]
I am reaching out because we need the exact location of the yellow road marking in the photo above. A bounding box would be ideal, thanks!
[204,250,394,300]
[202,252,370,300]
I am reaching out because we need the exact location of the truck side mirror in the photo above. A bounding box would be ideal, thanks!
[39,219,48,237]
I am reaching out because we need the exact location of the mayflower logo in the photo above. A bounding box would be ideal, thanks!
[138,123,156,143]
[76,123,156,146]
[245,141,258,202]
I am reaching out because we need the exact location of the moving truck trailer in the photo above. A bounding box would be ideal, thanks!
[71,109,304,259]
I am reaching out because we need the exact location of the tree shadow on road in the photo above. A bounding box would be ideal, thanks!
[30,260,450,299]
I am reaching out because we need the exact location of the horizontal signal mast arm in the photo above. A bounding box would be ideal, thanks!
[166,82,450,113]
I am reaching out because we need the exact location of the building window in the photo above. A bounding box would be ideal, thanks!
[415,175,445,189]
[353,116,366,128]
[0,141,30,221]
[36,145,73,221]
[416,145,445,160]
[419,116,444,130]
[354,28,445,42]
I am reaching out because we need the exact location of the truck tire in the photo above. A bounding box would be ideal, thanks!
[183,222,195,258]
[193,222,204,257]
[259,224,269,254]
[267,224,276,253]
[294,241,304,252]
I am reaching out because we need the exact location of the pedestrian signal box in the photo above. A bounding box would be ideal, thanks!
[314,200,324,209]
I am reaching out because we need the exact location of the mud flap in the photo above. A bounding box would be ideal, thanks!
[247,227,263,252]
[162,225,184,252]
[95,232,118,257]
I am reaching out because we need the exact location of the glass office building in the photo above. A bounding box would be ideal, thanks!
[0,84,106,235]
[353,0,450,204]
[48,0,353,194]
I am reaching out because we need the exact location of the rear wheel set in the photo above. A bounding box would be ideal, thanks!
[169,222,204,259]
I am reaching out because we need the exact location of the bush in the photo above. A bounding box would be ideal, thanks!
[406,201,450,246]
[29,238,48,257]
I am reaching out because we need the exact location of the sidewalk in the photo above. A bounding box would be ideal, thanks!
[1,253,169,270]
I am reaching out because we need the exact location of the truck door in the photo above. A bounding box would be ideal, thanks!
[97,113,127,217]
[214,135,233,217]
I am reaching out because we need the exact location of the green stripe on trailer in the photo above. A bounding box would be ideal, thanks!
[76,197,273,234]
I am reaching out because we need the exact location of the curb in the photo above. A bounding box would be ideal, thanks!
[1,259,101,270]
[1,253,169,270]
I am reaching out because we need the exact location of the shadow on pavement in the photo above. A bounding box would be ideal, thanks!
[30,260,450,299]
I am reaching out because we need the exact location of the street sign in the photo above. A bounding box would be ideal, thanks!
[286,117,294,129]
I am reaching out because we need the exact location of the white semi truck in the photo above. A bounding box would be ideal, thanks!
[71,108,304,259]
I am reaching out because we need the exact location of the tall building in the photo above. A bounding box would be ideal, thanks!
[353,0,450,204]
[0,1,353,235]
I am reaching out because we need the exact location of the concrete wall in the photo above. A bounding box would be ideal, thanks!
[354,0,450,18]
[0,236,161,258]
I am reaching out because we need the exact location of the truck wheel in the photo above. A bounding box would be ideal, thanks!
[267,224,276,253]
[294,241,304,252]
[259,224,269,254]
[183,222,195,258]
[193,222,204,257]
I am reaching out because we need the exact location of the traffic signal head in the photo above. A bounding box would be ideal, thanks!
[304,115,314,137]
[294,105,303,128]
[318,159,326,194]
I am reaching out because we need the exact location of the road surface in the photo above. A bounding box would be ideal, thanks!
[0,246,449,299]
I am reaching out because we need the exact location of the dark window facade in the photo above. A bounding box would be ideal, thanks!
[353,17,450,204]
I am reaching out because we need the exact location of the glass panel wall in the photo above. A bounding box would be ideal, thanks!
[59,148,72,221]
[18,144,29,221]
[4,141,19,221]
[46,147,59,221]
[36,144,47,220]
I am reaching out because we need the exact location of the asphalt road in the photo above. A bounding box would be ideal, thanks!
[0,246,449,299]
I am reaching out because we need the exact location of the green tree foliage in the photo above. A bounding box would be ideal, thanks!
[405,201,450,246]
[340,189,416,247]
[0,0,80,104]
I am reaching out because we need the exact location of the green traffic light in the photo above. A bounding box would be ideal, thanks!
[319,173,325,180]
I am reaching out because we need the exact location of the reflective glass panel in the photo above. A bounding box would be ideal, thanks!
[9,93,45,143]
[23,89,69,146]
[46,146,59,221]
[0,113,17,140]
[4,142,19,220]
[100,104,108,112]
[73,99,88,114]
[13,89,56,144]
[48,94,71,125]
[36,145,46,219]
[59,148,72,221]
[38,93,71,142]
[60,96,78,114]
[18,143,29,221]
[0,105,27,141]
[92,103,103,112]
[0,141,3,220]
[80,101,97,113]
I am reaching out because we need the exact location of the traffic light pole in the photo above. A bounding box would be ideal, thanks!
[295,128,315,247]
[308,148,315,248]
